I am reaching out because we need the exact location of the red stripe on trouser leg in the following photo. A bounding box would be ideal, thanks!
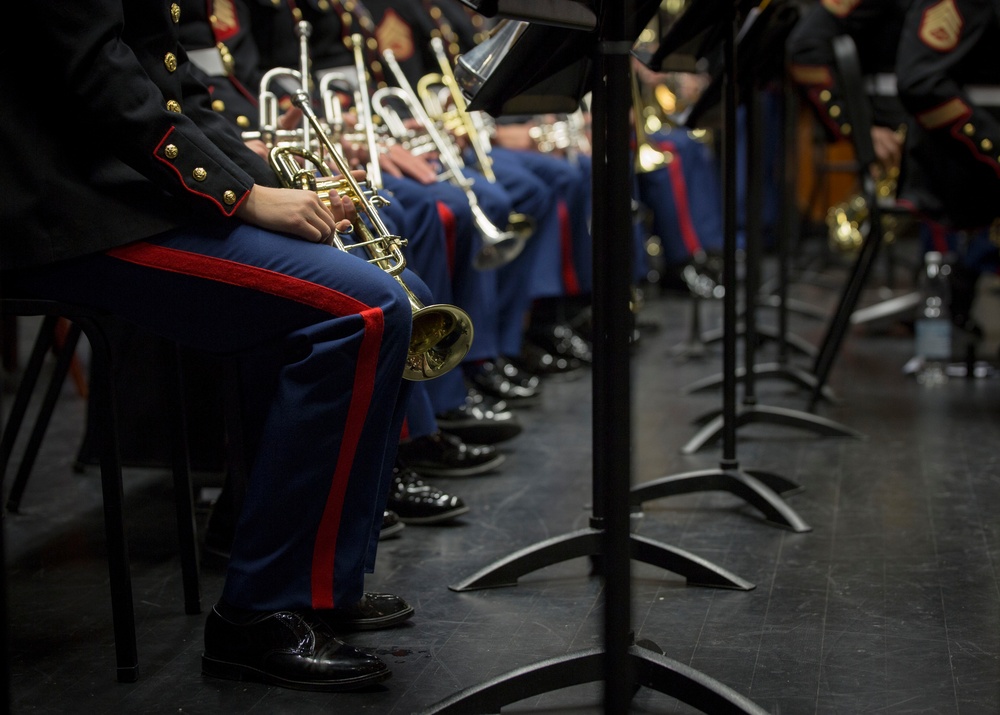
[660,141,703,257]
[106,240,385,609]
[558,200,582,296]
[437,201,456,278]
[310,306,383,608]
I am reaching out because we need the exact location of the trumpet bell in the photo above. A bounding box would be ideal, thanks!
[473,234,526,271]
[407,304,475,380]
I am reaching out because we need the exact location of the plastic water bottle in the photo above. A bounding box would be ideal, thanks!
[913,251,952,385]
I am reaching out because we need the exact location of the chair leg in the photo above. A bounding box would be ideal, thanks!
[5,321,82,513]
[80,317,139,683]
[2,316,59,486]
[164,344,201,615]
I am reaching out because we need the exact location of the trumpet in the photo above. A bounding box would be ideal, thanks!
[427,36,496,183]
[378,48,532,271]
[280,88,474,380]
[273,22,473,381]
[826,165,902,255]
[632,68,671,174]
[425,37,536,238]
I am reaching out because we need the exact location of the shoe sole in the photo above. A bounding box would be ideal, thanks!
[379,521,406,540]
[321,604,416,632]
[435,423,523,445]
[404,453,506,478]
[394,503,471,525]
[202,655,391,692]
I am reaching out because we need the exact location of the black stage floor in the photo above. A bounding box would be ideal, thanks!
[5,262,1000,714]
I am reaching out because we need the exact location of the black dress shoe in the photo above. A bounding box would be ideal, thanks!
[681,252,724,299]
[396,431,505,477]
[388,463,470,524]
[312,592,415,632]
[526,323,593,365]
[202,607,390,691]
[465,358,543,406]
[515,340,583,375]
[379,510,405,540]
[435,389,523,445]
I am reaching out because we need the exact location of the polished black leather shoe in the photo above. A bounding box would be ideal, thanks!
[465,358,543,406]
[312,592,415,632]
[389,463,470,524]
[396,431,505,477]
[435,388,523,444]
[202,607,390,691]
[379,510,405,540]
[526,323,593,365]
[516,340,583,375]
[681,252,724,299]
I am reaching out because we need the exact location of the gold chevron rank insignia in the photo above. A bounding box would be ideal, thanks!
[211,0,240,42]
[822,0,861,18]
[919,0,963,51]
[376,9,415,62]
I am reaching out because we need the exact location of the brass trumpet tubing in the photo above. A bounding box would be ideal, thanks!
[429,37,496,183]
[631,69,669,174]
[255,67,303,146]
[349,32,383,191]
[378,50,530,270]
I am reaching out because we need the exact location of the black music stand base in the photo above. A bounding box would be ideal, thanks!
[417,639,771,715]
[683,362,839,403]
[681,403,863,454]
[449,527,754,592]
[631,466,812,532]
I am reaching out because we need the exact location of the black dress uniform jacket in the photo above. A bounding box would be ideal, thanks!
[787,0,913,142]
[0,0,277,271]
[175,0,265,131]
[896,0,1000,228]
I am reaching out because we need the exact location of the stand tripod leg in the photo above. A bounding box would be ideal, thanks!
[631,467,812,532]
[698,324,818,358]
[682,363,839,403]
[449,528,752,592]
[417,643,771,715]
[681,404,863,454]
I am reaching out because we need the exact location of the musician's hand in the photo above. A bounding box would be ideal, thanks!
[244,108,304,161]
[235,184,349,244]
[494,123,535,151]
[380,143,438,184]
[870,125,903,180]
[278,106,303,131]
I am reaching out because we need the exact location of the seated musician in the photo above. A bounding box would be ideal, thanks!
[2,0,446,692]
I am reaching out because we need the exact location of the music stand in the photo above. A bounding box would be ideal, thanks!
[670,1,861,452]
[419,2,770,712]
[624,0,814,531]
[450,2,751,593]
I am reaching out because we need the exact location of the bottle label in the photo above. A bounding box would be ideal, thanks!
[915,318,952,360]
